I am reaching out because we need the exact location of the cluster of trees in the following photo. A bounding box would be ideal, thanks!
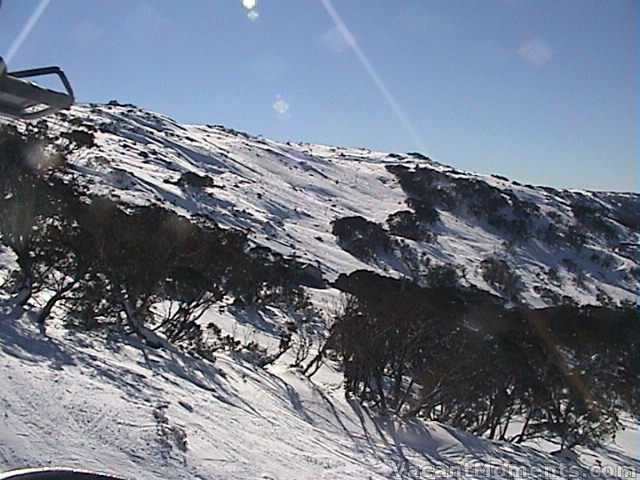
[385,163,633,255]
[569,200,617,241]
[0,125,309,356]
[386,164,538,241]
[385,163,640,304]
[386,164,456,210]
[332,208,441,266]
[332,216,392,260]
[386,210,431,241]
[385,199,439,243]
[325,270,638,451]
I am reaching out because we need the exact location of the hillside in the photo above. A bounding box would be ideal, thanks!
[43,103,639,307]
[0,103,638,480]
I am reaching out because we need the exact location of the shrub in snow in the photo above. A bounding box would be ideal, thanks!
[423,262,463,289]
[230,246,311,309]
[480,255,523,302]
[332,216,392,260]
[178,171,215,189]
[533,285,563,305]
[386,164,456,210]
[61,129,96,151]
[406,198,439,224]
[386,210,433,242]
[570,202,617,240]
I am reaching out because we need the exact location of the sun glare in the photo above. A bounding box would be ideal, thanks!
[242,0,257,11]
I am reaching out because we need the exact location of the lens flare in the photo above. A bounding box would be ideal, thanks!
[273,97,290,116]
[4,0,51,64]
[319,0,427,153]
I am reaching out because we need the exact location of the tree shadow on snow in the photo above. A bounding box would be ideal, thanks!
[0,312,76,371]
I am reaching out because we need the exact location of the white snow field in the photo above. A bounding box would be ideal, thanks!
[0,103,638,479]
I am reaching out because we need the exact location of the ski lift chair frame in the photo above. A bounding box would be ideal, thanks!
[0,57,74,120]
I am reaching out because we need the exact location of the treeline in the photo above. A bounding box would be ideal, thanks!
[0,124,307,355]
[326,270,639,451]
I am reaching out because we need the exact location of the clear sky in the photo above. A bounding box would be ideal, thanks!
[0,0,637,191]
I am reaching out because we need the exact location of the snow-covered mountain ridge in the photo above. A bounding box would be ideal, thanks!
[43,102,639,307]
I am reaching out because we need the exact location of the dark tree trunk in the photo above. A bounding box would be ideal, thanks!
[122,296,164,349]
[303,343,328,379]
[36,279,79,329]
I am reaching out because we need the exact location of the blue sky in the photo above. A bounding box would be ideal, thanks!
[0,0,637,191]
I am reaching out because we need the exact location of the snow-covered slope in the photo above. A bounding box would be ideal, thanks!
[2,312,638,480]
[1,103,638,479]
[40,103,639,307]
